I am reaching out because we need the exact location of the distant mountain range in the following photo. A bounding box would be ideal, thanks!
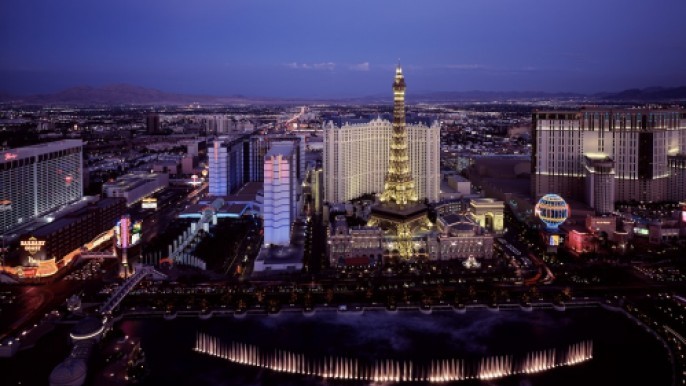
[0,84,286,106]
[1,83,685,106]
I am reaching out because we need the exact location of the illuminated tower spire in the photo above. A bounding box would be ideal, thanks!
[380,64,418,206]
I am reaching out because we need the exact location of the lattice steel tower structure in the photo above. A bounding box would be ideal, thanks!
[368,66,432,260]
[380,65,418,206]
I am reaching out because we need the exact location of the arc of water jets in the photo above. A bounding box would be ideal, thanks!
[194,332,593,382]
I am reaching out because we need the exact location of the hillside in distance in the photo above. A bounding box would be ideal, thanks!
[0,84,279,105]
[1,84,685,105]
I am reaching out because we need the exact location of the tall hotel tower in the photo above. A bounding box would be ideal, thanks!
[323,69,440,204]
[532,108,686,211]
[0,140,83,234]
[263,142,297,246]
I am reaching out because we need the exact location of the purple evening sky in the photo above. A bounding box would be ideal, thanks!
[1,0,685,98]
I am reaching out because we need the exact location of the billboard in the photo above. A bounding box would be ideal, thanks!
[0,199,11,211]
[20,237,46,255]
[633,227,649,236]
[116,216,131,248]
[115,216,142,249]
[142,197,157,210]
[131,221,142,246]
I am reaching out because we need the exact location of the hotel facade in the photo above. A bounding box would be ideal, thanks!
[323,117,440,204]
[1,140,83,234]
[263,142,298,246]
[532,108,686,212]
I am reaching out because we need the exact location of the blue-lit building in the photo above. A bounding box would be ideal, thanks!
[208,137,246,196]
[263,142,298,246]
[208,134,304,197]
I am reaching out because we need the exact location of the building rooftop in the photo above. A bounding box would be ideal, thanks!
[230,181,262,199]
[102,173,163,191]
[324,114,434,128]
[255,244,304,265]
[1,139,83,164]
[266,141,295,157]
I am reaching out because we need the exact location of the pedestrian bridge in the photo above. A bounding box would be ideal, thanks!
[79,250,117,260]
[99,265,167,315]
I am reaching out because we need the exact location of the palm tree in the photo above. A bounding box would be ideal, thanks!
[561,287,572,301]
[529,286,540,301]
[467,285,477,302]
[255,290,265,305]
[268,298,280,313]
[436,285,445,301]
[520,292,530,305]
[304,292,313,309]
[220,292,233,306]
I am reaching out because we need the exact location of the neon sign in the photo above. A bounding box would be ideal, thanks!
[21,237,46,255]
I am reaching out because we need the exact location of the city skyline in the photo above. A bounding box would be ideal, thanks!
[2,0,686,98]
[1,2,686,385]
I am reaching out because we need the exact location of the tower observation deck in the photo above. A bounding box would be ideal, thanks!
[369,65,431,260]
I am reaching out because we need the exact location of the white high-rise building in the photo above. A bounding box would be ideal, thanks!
[209,134,305,197]
[204,115,255,134]
[208,136,249,196]
[323,117,440,204]
[263,142,297,246]
[0,140,83,233]
[208,140,229,196]
[532,108,686,209]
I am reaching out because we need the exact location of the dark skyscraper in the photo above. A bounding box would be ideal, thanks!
[146,113,160,134]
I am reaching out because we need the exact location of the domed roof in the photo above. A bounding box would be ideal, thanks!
[538,194,567,204]
[70,316,104,340]
[49,358,87,386]
[450,221,475,234]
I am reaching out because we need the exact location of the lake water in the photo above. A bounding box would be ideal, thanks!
[117,307,671,386]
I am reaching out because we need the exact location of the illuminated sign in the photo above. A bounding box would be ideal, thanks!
[116,216,131,248]
[633,227,649,236]
[0,199,11,211]
[116,216,142,248]
[131,221,142,246]
[20,237,46,255]
[682,211,686,223]
[3,153,18,161]
[549,235,560,246]
[142,197,158,209]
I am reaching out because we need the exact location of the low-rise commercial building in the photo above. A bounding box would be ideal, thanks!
[102,172,168,206]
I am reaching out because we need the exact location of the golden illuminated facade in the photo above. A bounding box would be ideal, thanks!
[380,65,418,206]
[322,118,440,204]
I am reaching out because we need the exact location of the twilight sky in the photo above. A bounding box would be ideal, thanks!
[1,0,685,98]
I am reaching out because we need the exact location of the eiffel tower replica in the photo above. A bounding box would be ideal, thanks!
[368,65,431,261]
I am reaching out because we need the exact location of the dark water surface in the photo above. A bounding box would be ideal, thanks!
[116,308,671,386]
